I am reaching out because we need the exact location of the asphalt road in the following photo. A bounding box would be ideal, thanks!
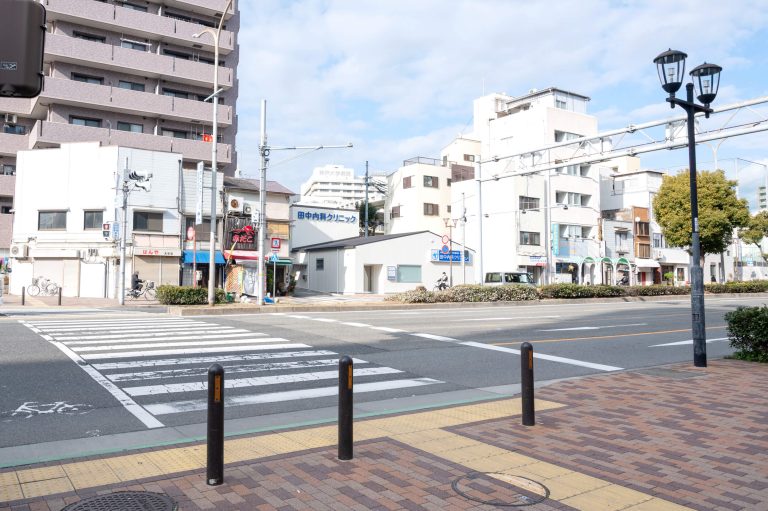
[0,295,764,465]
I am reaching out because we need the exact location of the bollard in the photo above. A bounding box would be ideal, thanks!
[207,363,225,485]
[58,287,62,306]
[521,342,535,426]
[338,355,353,460]
[21,286,25,306]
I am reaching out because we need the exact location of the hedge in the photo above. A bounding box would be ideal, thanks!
[724,306,768,362]
[385,284,539,304]
[156,285,226,305]
[705,280,768,294]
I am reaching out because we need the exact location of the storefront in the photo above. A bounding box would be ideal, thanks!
[181,250,226,287]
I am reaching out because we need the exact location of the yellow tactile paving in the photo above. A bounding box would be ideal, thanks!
[145,447,206,474]
[16,465,66,484]
[0,472,19,487]
[0,483,24,502]
[21,477,74,499]
[62,459,120,489]
[104,453,164,482]
[561,483,654,511]
[623,499,696,511]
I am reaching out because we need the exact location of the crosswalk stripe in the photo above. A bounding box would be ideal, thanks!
[92,350,338,370]
[125,366,401,396]
[144,378,442,415]
[27,318,192,326]
[55,328,247,341]
[38,322,212,332]
[64,332,257,345]
[80,343,311,360]
[71,337,291,352]
[105,358,367,382]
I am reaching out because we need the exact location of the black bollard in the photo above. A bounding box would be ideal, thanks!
[207,363,225,485]
[521,342,535,426]
[338,355,353,460]
[58,287,62,306]
[21,286,25,306]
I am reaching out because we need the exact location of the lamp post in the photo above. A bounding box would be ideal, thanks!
[193,0,234,306]
[654,49,722,367]
[443,217,458,287]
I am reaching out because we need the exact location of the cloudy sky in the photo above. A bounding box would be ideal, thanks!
[235,0,768,210]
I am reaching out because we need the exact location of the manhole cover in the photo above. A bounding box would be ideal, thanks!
[62,491,177,511]
[452,472,549,507]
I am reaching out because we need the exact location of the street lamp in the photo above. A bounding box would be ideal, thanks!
[654,48,723,367]
[443,217,458,286]
[193,0,234,306]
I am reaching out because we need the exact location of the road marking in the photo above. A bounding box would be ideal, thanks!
[453,315,561,322]
[71,337,292,352]
[80,343,311,360]
[341,322,372,327]
[539,323,648,332]
[286,315,311,319]
[91,350,338,370]
[30,318,192,326]
[125,366,402,396]
[461,341,623,371]
[56,328,248,341]
[310,317,338,323]
[412,333,459,342]
[63,332,258,345]
[650,337,729,347]
[495,325,728,344]
[37,322,207,332]
[371,326,406,333]
[144,378,442,415]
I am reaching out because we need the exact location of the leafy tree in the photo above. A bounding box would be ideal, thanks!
[653,170,750,260]
[741,210,768,259]
[358,201,379,236]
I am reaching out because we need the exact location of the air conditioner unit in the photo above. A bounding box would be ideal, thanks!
[80,248,98,258]
[227,195,244,213]
[653,249,663,260]
[4,113,18,124]
[10,243,27,258]
[243,203,253,215]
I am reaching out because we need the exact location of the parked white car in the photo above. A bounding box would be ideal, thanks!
[484,272,535,286]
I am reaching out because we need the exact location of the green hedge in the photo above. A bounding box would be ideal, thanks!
[724,306,768,362]
[156,285,226,305]
[705,280,768,294]
[385,284,539,304]
[625,284,690,296]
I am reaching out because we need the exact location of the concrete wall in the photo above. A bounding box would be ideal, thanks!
[290,204,359,249]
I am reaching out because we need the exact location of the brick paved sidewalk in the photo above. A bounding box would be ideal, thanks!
[1,359,766,510]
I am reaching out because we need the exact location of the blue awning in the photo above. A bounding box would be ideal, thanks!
[183,250,226,264]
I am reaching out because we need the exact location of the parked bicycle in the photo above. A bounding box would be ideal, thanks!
[27,276,59,296]
[126,280,157,300]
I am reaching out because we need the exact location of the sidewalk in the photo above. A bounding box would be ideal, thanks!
[1,359,766,510]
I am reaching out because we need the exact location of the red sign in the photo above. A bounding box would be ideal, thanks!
[230,224,255,244]
[202,134,213,143]
[271,237,281,249]
[186,226,196,240]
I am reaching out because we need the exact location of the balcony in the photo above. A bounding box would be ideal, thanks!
[166,0,238,19]
[29,121,231,164]
[44,34,233,89]
[554,238,595,258]
[0,132,30,157]
[39,78,232,126]
[43,0,234,53]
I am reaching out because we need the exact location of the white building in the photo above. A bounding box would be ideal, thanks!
[300,164,386,209]
[290,203,360,248]
[9,142,223,297]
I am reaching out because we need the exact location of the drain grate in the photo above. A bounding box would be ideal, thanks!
[62,491,177,511]
[452,472,549,507]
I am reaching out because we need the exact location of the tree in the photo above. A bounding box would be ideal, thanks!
[741,210,768,259]
[358,201,379,236]
[653,170,750,259]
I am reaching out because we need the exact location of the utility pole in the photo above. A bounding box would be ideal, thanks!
[461,192,467,284]
[118,157,152,305]
[364,161,369,238]
[444,217,458,287]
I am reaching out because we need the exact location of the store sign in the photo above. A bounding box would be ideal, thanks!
[137,248,181,257]
[430,250,470,263]
[226,217,257,250]
[297,211,357,223]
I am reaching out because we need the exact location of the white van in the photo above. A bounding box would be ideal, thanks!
[484,271,535,286]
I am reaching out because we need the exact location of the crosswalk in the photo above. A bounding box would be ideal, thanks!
[19,316,442,429]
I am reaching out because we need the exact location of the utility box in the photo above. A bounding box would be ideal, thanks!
[0,0,46,98]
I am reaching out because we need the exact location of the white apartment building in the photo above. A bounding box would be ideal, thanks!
[0,0,239,176]
[300,164,386,208]
[446,88,603,284]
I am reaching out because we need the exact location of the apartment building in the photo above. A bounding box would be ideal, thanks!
[0,0,239,179]
[300,164,386,209]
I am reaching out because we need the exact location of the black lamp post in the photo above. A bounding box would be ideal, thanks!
[654,49,722,368]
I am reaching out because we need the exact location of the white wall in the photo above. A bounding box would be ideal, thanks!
[290,204,359,249]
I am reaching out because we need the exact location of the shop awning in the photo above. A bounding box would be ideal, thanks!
[615,257,631,266]
[634,258,661,268]
[183,250,226,264]
[583,257,595,263]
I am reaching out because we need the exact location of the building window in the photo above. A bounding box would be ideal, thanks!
[403,176,412,189]
[118,80,145,92]
[519,196,540,211]
[555,164,580,176]
[162,88,190,99]
[423,175,438,188]
[1,205,11,214]
[161,128,188,139]
[390,206,401,219]
[396,265,421,283]
[447,205,451,213]
[638,243,651,259]
[133,211,163,232]
[38,211,67,230]
[463,154,475,162]
[121,40,149,51]
[121,2,148,12]
[70,116,102,128]
[447,178,452,187]
[2,164,15,175]
[72,73,104,85]
[3,124,26,135]
[117,121,143,133]
[73,31,106,43]
[423,203,439,216]
[615,231,629,251]
[636,221,650,236]
[556,191,590,207]
[520,231,540,246]
[554,130,582,142]
[84,210,103,230]
[653,233,665,248]
[316,258,324,271]
[185,217,216,240]
[162,50,192,61]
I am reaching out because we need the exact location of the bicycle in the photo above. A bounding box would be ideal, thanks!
[126,280,157,300]
[27,276,59,296]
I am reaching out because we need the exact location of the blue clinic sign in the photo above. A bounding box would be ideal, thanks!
[296,210,357,224]
[430,250,470,263]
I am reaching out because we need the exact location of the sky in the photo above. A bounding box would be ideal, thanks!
[235,0,768,210]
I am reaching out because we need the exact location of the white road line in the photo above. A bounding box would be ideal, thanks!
[55,328,246,341]
[341,322,372,327]
[144,378,442,415]
[453,316,561,322]
[71,337,291,352]
[37,322,211,332]
[287,315,311,319]
[310,318,338,323]
[106,358,367,382]
[460,341,624,372]
[92,350,338,370]
[125,366,401,396]
[80,343,310,360]
[650,337,729,347]
[25,318,191,325]
[412,333,459,342]
[371,326,406,333]
[64,332,259,346]
[539,323,648,332]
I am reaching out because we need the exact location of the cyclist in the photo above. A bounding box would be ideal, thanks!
[131,272,144,293]
[436,272,448,291]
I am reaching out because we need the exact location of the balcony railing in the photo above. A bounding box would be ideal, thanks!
[403,156,445,167]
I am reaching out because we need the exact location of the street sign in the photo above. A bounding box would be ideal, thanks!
[269,253,279,263]
[440,244,450,254]
[271,237,281,249]
[441,235,450,244]
[187,226,195,240]
[195,161,204,225]
[111,221,120,240]
[431,250,470,263]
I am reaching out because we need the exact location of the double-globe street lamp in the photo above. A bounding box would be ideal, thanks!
[193,0,234,306]
[653,49,722,367]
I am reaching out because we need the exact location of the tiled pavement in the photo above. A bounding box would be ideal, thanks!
[1,359,766,510]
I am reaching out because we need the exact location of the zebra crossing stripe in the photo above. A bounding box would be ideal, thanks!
[124,366,401,396]
[91,350,338,370]
[71,337,293,352]
[79,343,311,360]
[37,322,211,332]
[25,318,192,326]
[144,378,442,415]
[64,332,257,345]
[55,328,248,341]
